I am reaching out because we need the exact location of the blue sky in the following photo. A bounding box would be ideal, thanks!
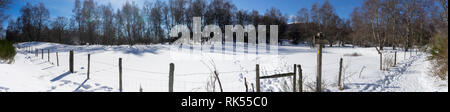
[2,0,363,28]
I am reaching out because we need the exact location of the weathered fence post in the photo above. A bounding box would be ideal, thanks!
[56,52,59,66]
[338,58,343,90]
[119,58,122,92]
[169,63,174,92]
[256,64,260,92]
[394,51,397,67]
[69,50,74,73]
[87,54,90,79]
[316,44,323,92]
[35,49,38,57]
[314,32,326,92]
[41,49,44,59]
[293,64,297,92]
[298,65,302,92]
[47,49,50,62]
[251,83,255,92]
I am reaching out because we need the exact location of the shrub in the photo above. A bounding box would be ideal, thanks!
[428,34,448,80]
[0,39,16,64]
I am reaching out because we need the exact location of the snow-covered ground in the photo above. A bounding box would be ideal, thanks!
[0,42,447,92]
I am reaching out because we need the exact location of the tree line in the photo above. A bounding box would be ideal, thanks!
[5,0,287,45]
[3,0,448,51]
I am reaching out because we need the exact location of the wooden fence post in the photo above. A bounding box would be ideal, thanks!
[69,50,74,73]
[169,63,174,92]
[87,54,90,79]
[293,64,297,92]
[394,51,397,67]
[256,64,260,92]
[35,49,38,57]
[251,83,255,92]
[41,49,44,59]
[56,52,59,66]
[316,44,323,92]
[298,65,302,92]
[338,58,343,90]
[119,58,122,92]
[47,49,50,62]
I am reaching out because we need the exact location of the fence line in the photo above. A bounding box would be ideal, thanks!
[22,47,318,92]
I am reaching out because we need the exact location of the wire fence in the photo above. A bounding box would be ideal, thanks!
[21,46,267,92]
[21,43,400,92]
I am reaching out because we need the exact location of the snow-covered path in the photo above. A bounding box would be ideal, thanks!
[381,53,447,92]
[343,53,447,92]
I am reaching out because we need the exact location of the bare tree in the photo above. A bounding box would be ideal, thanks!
[51,17,67,43]
[81,0,98,44]
[0,0,12,32]
[34,3,49,41]
[100,3,115,44]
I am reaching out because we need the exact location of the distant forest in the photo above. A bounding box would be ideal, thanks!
[2,0,448,51]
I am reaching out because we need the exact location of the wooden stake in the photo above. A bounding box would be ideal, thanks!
[256,64,260,92]
[316,44,322,92]
[298,65,302,92]
[119,58,122,92]
[69,50,74,73]
[338,58,343,90]
[251,83,255,92]
[56,52,59,66]
[87,54,90,79]
[394,51,397,67]
[293,64,297,92]
[47,49,50,62]
[169,63,174,92]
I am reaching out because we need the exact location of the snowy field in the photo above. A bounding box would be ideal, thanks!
[0,42,447,92]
